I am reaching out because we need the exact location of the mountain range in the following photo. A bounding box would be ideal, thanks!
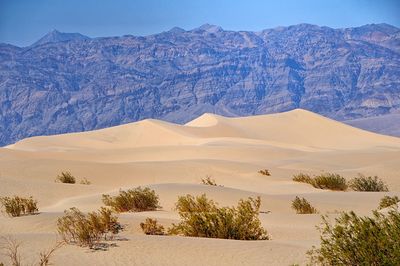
[0,23,399,145]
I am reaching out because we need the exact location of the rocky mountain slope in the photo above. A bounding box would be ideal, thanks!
[0,23,399,145]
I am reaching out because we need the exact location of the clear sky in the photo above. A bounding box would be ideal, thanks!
[0,0,399,47]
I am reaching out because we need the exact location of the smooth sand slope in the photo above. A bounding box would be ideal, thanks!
[0,109,399,265]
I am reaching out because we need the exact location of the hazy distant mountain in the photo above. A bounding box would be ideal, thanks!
[345,113,400,137]
[0,23,399,145]
[31,30,90,46]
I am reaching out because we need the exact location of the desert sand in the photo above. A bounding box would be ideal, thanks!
[0,109,399,265]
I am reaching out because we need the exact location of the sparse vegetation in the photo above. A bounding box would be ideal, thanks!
[0,236,63,266]
[349,174,388,192]
[291,196,318,214]
[201,175,217,186]
[57,207,122,248]
[292,172,347,191]
[79,178,91,185]
[258,169,271,176]
[312,173,348,191]
[102,187,160,212]
[168,194,269,240]
[0,236,21,266]
[140,218,165,235]
[292,173,313,184]
[0,196,38,217]
[378,195,399,210]
[38,241,65,266]
[307,208,400,265]
[55,171,76,184]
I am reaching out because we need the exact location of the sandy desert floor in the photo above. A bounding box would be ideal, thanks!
[0,109,399,265]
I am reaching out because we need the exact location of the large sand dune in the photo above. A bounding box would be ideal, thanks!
[1,109,399,265]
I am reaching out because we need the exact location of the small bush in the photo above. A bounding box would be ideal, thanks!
[307,208,400,265]
[258,169,271,176]
[293,173,347,191]
[312,173,348,191]
[168,194,269,240]
[292,173,313,184]
[378,195,399,210]
[102,187,160,213]
[291,196,318,214]
[349,174,388,192]
[55,171,76,184]
[0,196,38,217]
[140,218,165,235]
[79,178,91,185]
[57,207,122,248]
[201,175,217,186]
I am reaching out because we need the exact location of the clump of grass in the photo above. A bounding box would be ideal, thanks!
[292,173,348,191]
[140,218,165,235]
[79,178,91,185]
[168,194,269,240]
[378,195,399,210]
[55,171,76,184]
[292,173,313,183]
[57,207,122,248]
[102,187,160,213]
[201,175,217,186]
[291,196,318,214]
[0,196,38,217]
[349,174,388,192]
[312,173,348,191]
[307,208,400,265]
[258,169,271,176]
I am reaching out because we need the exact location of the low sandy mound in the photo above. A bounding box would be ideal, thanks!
[7,119,197,151]
[187,109,400,150]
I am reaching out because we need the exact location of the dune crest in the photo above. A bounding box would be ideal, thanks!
[7,109,400,152]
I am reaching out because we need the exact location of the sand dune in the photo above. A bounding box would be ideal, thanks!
[1,109,399,265]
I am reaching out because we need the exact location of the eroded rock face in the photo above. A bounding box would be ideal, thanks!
[0,23,399,145]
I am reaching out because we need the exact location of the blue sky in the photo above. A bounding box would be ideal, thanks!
[0,0,399,46]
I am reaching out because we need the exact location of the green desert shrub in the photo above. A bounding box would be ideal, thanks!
[140,218,165,235]
[0,196,38,217]
[349,174,388,192]
[201,175,217,186]
[307,208,400,265]
[55,171,76,184]
[378,195,399,210]
[57,207,122,248]
[293,173,347,191]
[102,187,160,212]
[168,194,269,240]
[291,196,318,214]
[258,169,271,176]
[292,173,313,184]
[312,173,348,191]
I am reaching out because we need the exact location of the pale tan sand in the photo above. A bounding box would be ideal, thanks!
[0,109,399,265]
